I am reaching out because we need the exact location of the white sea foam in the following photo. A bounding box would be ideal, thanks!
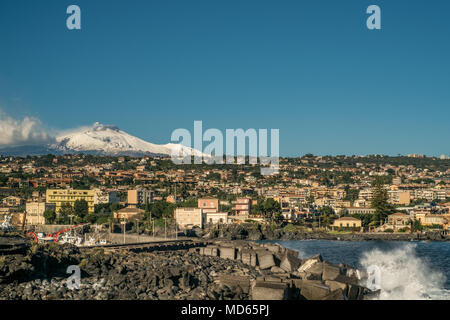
[360,244,449,300]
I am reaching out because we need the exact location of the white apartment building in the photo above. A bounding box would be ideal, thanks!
[93,189,119,205]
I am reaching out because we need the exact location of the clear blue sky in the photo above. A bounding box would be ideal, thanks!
[0,0,449,156]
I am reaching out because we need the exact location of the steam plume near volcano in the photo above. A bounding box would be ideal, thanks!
[0,109,54,147]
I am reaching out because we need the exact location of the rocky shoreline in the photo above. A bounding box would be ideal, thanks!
[197,224,449,242]
[0,235,376,300]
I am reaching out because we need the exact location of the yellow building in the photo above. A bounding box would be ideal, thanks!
[114,206,145,220]
[416,213,445,227]
[388,190,411,205]
[46,189,95,214]
[332,217,362,230]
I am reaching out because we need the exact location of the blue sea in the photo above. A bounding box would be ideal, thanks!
[260,240,450,300]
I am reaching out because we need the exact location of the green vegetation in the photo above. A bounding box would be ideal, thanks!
[74,199,89,220]
[370,181,394,226]
[317,206,335,227]
[43,210,56,224]
[253,198,283,224]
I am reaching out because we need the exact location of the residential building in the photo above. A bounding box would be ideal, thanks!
[25,202,56,225]
[175,207,203,229]
[93,188,119,205]
[233,198,251,216]
[114,206,145,220]
[127,188,153,206]
[386,212,411,231]
[388,190,411,205]
[204,212,228,225]
[331,217,362,230]
[416,213,445,226]
[2,196,23,207]
[198,198,219,213]
[345,207,376,215]
[46,189,95,213]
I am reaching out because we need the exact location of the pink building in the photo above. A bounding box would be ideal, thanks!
[233,198,251,216]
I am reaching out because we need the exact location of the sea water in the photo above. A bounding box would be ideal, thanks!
[259,240,450,300]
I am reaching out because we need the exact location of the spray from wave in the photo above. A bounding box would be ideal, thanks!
[360,244,449,300]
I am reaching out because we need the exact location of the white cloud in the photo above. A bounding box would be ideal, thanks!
[0,110,55,147]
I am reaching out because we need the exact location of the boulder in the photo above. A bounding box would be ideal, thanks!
[333,273,360,286]
[219,247,236,260]
[270,266,286,274]
[263,243,283,254]
[201,246,219,257]
[239,249,257,267]
[297,254,323,275]
[188,247,199,254]
[262,275,283,282]
[362,289,381,300]
[298,261,323,279]
[322,289,346,300]
[280,252,301,272]
[322,263,341,281]
[294,271,322,281]
[324,280,348,294]
[290,279,322,289]
[347,284,364,300]
[299,282,330,300]
[256,251,276,270]
[251,280,289,300]
[217,274,251,294]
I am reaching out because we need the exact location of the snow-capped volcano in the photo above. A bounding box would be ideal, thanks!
[50,122,204,157]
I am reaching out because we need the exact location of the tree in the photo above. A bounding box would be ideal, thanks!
[57,202,73,224]
[0,175,8,186]
[318,206,335,227]
[412,219,423,232]
[43,210,56,224]
[74,199,89,220]
[351,213,373,230]
[344,185,359,204]
[255,198,281,223]
[370,182,394,226]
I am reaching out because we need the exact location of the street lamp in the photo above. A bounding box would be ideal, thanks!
[163,217,167,240]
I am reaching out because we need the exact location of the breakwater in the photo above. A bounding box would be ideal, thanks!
[0,235,375,300]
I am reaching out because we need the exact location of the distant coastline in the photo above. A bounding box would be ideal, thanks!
[199,224,450,242]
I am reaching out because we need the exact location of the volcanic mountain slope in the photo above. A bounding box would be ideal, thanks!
[50,122,204,157]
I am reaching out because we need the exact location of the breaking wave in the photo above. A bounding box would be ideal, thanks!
[360,244,450,300]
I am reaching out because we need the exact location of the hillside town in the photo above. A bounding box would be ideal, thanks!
[1,153,450,237]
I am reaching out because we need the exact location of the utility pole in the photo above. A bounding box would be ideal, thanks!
[122,220,126,244]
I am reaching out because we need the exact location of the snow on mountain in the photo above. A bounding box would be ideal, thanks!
[50,122,205,157]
